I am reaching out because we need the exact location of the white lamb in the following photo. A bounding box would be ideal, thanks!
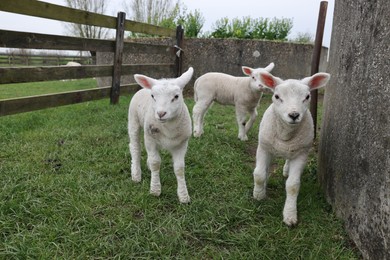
[128,67,194,203]
[252,70,330,226]
[192,62,275,141]
[65,61,81,66]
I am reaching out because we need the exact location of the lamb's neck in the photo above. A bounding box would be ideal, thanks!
[273,110,302,141]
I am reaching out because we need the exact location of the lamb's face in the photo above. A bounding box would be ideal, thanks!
[150,83,183,122]
[133,67,194,122]
[272,80,311,125]
[248,69,267,92]
[242,63,275,92]
[258,71,330,125]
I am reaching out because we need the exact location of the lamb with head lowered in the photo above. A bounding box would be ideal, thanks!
[192,62,275,141]
[128,67,194,203]
[251,71,330,226]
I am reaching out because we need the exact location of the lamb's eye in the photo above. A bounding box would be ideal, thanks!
[151,94,155,100]
[171,94,179,102]
[305,94,310,100]
[275,94,280,99]
[252,76,255,80]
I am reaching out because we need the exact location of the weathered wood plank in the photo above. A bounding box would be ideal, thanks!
[0,0,175,37]
[0,30,174,54]
[0,84,141,116]
[111,12,126,104]
[0,29,115,52]
[0,64,175,84]
[175,25,184,77]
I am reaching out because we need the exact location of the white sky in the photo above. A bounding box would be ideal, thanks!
[0,0,334,47]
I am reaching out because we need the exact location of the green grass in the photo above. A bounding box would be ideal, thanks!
[0,78,98,99]
[0,81,359,259]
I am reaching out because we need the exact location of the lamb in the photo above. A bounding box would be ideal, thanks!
[128,67,194,203]
[192,62,275,141]
[65,61,81,66]
[251,71,330,226]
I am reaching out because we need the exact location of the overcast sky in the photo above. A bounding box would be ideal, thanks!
[0,0,334,47]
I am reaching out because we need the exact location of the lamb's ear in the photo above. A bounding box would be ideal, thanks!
[174,67,194,89]
[242,66,253,76]
[134,74,159,89]
[302,72,331,90]
[258,71,283,91]
[264,62,275,72]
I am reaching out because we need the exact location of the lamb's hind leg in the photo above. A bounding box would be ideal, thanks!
[192,99,213,137]
[171,144,190,203]
[236,107,249,141]
[283,154,308,226]
[244,107,258,139]
[129,125,142,182]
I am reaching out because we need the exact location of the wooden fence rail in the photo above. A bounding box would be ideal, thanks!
[0,0,183,116]
[0,53,94,66]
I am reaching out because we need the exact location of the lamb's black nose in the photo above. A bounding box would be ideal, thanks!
[288,112,300,121]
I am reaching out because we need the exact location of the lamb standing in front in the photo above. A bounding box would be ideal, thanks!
[128,67,194,203]
[252,71,330,226]
[192,62,275,141]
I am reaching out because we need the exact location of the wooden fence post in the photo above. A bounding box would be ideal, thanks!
[110,11,126,104]
[175,25,184,77]
[310,1,328,138]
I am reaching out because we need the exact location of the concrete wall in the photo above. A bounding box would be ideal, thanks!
[318,0,390,259]
[97,38,328,95]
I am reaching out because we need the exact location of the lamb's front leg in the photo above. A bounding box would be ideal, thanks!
[283,154,308,226]
[253,145,272,200]
[129,126,142,183]
[171,144,190,203]
[145,138,161,197]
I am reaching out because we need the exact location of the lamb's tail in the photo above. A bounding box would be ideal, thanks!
[264,62,275,72]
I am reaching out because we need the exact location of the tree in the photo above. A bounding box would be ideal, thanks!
[64,0,110,39]
[126,0,180,26]
[179,10,205,38]
[126,0,205,38]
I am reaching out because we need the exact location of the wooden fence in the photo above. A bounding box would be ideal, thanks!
[0,0,183,116]
[0,53,94,66]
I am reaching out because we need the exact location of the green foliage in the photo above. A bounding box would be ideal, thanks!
[179,9,205,38]
[0,80,359,259]
[157,8,205,38]
[292,32,315,44]
[127,1,205,38]
[211,16,293,41]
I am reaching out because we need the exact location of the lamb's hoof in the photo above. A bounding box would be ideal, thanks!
[283,214,298,226]
[131,174,141,183]
[193,131,203,138]
[150,188,161,197]
[253,190,266,201]
[283,211,298,227]
[238,135,248,141]
[179,195,190,204]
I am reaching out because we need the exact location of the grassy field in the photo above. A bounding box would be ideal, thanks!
[0,80,359,258]
[0,78,98,100]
